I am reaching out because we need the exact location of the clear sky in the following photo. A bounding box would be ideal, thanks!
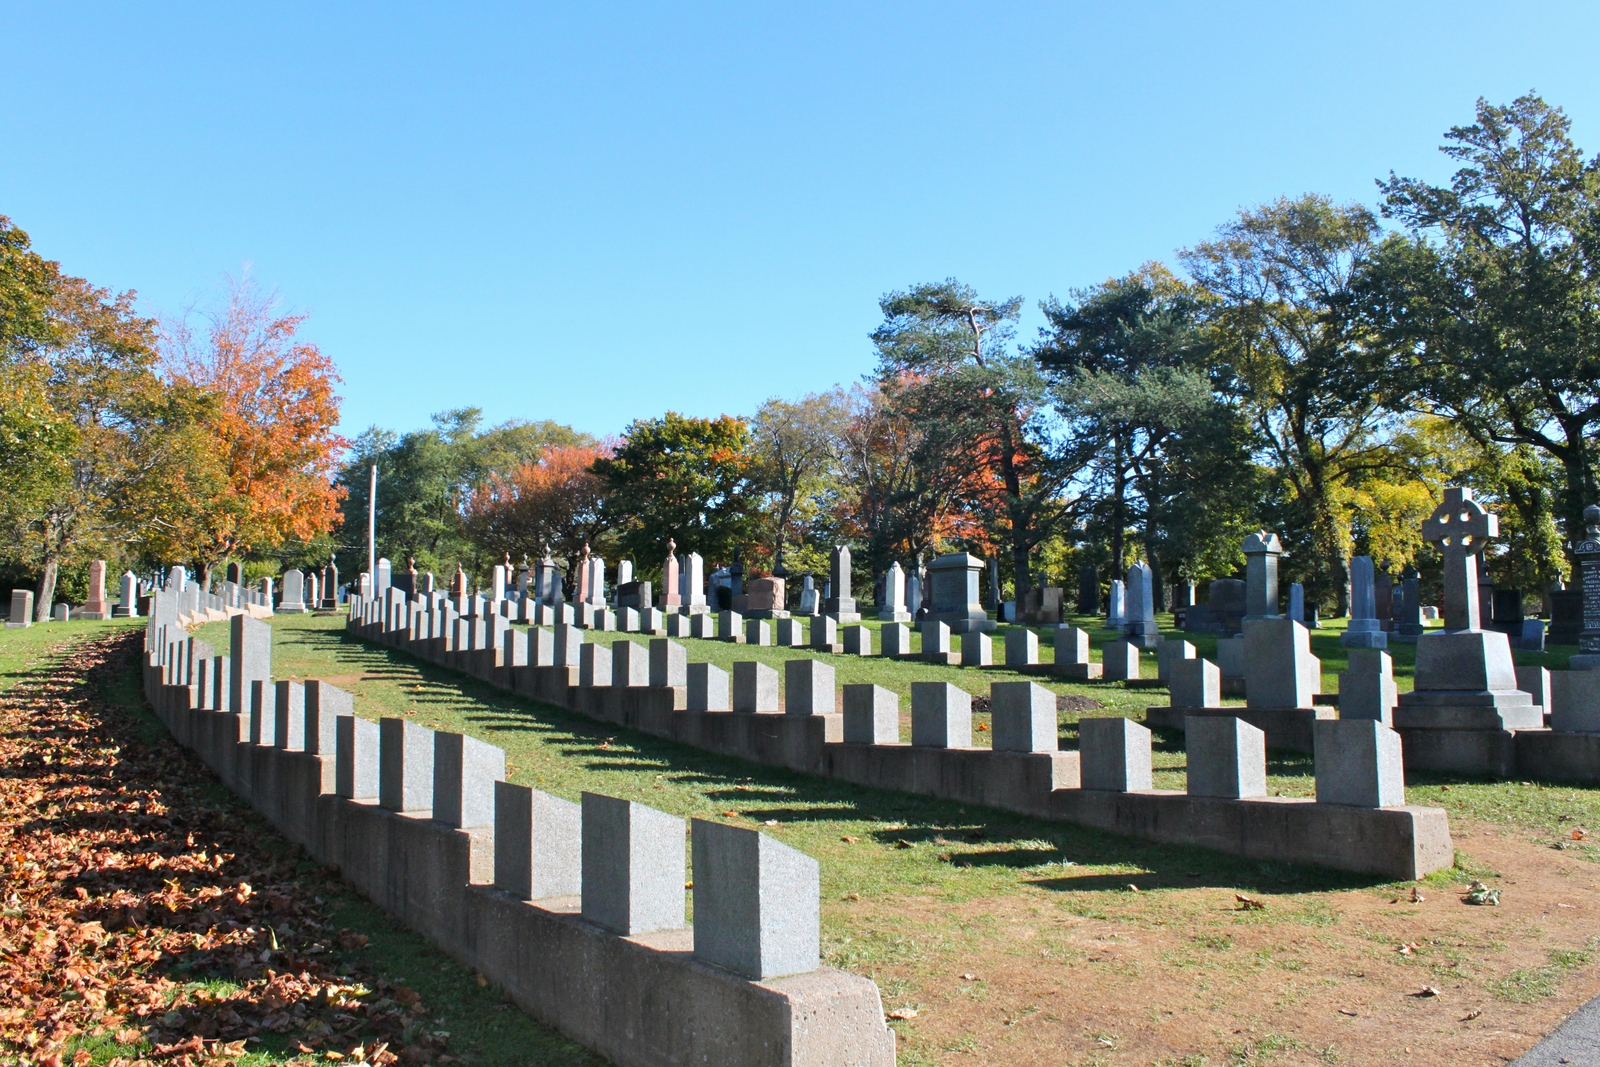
[3,3,1596,442]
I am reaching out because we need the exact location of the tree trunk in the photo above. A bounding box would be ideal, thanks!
[1146,544,1166,612]
[1109,435,1127,580]
[34,558,58,622]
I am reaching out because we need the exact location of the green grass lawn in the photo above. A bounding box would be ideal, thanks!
[12,610,1600,1067]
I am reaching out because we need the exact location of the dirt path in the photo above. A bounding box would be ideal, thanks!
[863,825,1599,1065]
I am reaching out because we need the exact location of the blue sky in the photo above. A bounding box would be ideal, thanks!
[3,3,1596,441]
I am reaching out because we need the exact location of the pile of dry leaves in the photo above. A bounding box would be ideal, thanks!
[0,632,451,1067]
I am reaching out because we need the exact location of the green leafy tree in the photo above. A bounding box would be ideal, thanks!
[1360,93,1600,545]
[750,390,849,574]
[593,412,760,577]
[1181,195,1402,613]
[1032,263,1251,600]
[871,279,1077,594]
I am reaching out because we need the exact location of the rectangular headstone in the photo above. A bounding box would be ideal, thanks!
[744,618,771,646]
[230,614,272,715]
[1156,638,1195,681]
[493,782,581,900]
[304,680,352,755]
[775,617,807,647]
[1079,717,1153,791]
[809,615,839,651]
[842,624,873,656]
[274,680,307,750]
[1169,658,1220,708]
[528,627,556,666]
[1338,648,1397,725]
[687,662,731,711]
[910,683,971,747]
[612,639,650,687]
[1185,716,1266,798]
[379,718,435,813]
[580,793,686,935]
[960,630,993,667]
[335,715,380,799]
[842,684,898,744]
[1102,639,1140,682]
[250,680,277,745]
[689,612,714,639]
[717,609,743,642]
[691,819,820,978]
[553,623,584,667]
[1004,629,1040,666]
[579,642,613,687]
[649,638,686,687]
[1550,670,1600,732]
[1053,625,1091,667]
[784,659,834,715]
[733,661,779,712]
[1244,618,1321,708]
[881,623,912,657]
[433,732,506,828]
[989,681,1057,752]
[1314,719,1404,807]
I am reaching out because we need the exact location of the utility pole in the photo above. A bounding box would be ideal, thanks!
[367,464,378,593]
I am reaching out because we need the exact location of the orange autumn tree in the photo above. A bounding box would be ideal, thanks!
[463,443,614,592]
[158,277,346,576]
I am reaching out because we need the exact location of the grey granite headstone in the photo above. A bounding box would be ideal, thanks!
[689,612,714,639]
[922,620,951,660]
[1053,626,1092,669]
[687,662,731,711]
[1242,531,1283,621]
[824,545,859,622]
[1550,670,1600,732]
[274,680,307,750]
[841,624,873,656]
[691,819,820,979]
[1156,638,1195,681]
[1102,639,1140,682]
[612,639,650,687]
[809,615,839,651]
[580,793,686,935]
[279,568,308,613]
[528,626,555,666]
[1004,628,1039,666]
[910,682,971,747]
[379,718,434,813]
[842,684,898,744]
[775,617,807,646]
[250,680,277,745]
[649,638,686,687]
[1106,579,1125,629]
[927,552,993,632]
[579,642,613,687]
[1342,556,1387,649]
[717,609,743,642]
[1123,561,1159,647]
[553,623,584,667]
[1286,582,1305,623]
[989,681,1057,752]
[960,630,993,666]
[335,714,380,799]
[304,680,352,755]
[1313,719,1404,807]
[1185,716,1266,798]
[1169,658,1220,708]
[433,731,506,828]
[878,561,911,622]
[744,618,771,646]
[1079,717,1153,791]
[1244,618,1321,708]
[784,658,834,715]
[230,614,272,715]
[493,782,581,900]
[733,661,779,712]
[1076,564,1098,614]
[1338,648,1397,725]
[881,623,911,657]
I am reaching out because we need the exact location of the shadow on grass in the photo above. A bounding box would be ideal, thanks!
[307,624,1409,895]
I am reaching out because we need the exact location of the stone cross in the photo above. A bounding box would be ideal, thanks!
[1421,487,1498,632]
